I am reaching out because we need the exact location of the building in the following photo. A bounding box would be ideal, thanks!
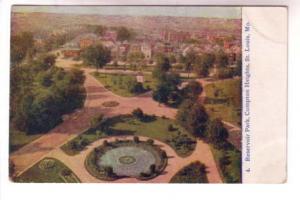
[62,48,81,58]
[79,38,95,49]
[141,43,152,60]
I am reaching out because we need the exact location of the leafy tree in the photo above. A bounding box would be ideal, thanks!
[176,99,209,137]
[194,54,215,77]
[117,26,132,41]
[215,68,234,79]
[81,44,111,71]
[94,25,107,36]
[34,54,56,71]
[234,55,242,76]
[157,56,171,72]
[11,32,34,66]
[128,52,145,68]
[205,118,229,147]
[182,81,203,100]
[215,50,229,68]
[153,84,172,105]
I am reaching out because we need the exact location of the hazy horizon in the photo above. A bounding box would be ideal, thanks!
[12,6,241,19]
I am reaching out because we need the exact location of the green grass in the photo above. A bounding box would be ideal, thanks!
[14,157,80,183]
[204,78,241,126]
[61,115,196,157]
[210,143,241,183]
[170,161,208,183]
[91,72,155,97]
[10,128,43,153]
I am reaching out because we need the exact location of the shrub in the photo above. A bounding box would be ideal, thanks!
[161,150,167,159]
[168,124,175,131]
[103,140,109,146]
[39,158,55,170]
[61,169,72,176]
[146,138,154,145]
[132,108,144,120]
[81,138,90,147]
[103,166,114,177]
[149,164,156,174]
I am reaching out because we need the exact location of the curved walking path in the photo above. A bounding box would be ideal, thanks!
[48,136,221,183]
[10,56,222,183]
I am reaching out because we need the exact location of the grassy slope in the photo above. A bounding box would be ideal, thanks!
[10,128,43,153]
[62,116,196,157]
[91,72,155,97]
[14,158,80,183]
[210,143,241,183]
[204,78,241,126]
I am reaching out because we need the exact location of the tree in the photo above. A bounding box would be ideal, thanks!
[117,26,132,41]
[94,25,107,36]
[234,55,242,76]
[205,118,229,146]
[69,68,85,84]
[194,54,215,77]
[157,56,171,72]
[184,50,197,78]
[153,72,182,106]
[153,84,172,105]
[215,50,229,68]
[176,99,209,137]
[128,52,145,68]
[11,32,34,66]
[81,44,111,71]
[182,81,203,100]
[215,68,234,79]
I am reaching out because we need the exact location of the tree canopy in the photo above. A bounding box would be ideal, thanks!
[81,44,111,70]
[176,99,209,137]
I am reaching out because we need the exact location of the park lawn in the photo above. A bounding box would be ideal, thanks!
[204,78,241,126]
[91,72,155,97]
[14,158,80,183]
[170,161,208,183]
[210,143,241,183]
[10,128,43,153]
[61,115,196,157]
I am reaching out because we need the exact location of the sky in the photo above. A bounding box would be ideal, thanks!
[12,6,241,19]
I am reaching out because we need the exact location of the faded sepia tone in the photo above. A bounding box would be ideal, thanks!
[9,6,242,183]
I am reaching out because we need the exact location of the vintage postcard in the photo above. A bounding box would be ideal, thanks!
[8,5,287,184]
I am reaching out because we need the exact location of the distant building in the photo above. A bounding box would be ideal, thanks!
[79,38,95,49]
[62,48,81,58]
[141,43,152,60]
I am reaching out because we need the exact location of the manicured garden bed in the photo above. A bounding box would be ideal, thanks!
[14,157,80,183]
[85,138,168,181]
[170,161,208,183]
[102,101,120,107]
[61,115,196,157]
[10,128,43,153]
